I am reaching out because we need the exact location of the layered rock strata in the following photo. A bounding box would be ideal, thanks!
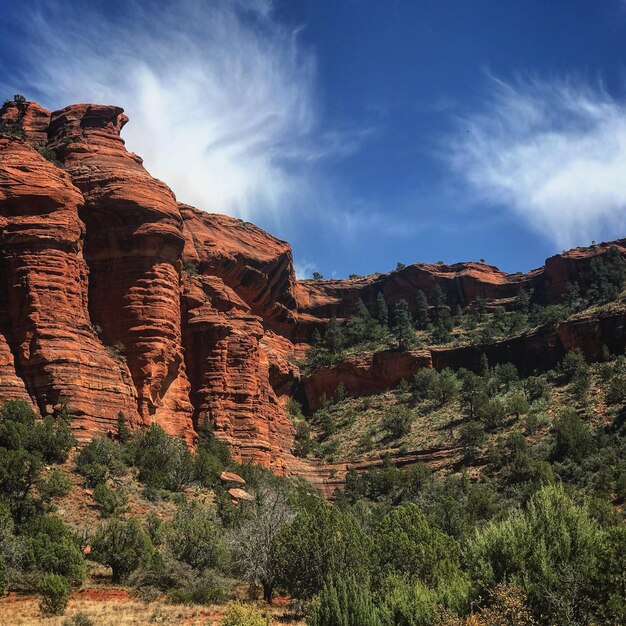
[1,98,626,483]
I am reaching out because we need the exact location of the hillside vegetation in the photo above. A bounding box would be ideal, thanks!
[1,246,626,625]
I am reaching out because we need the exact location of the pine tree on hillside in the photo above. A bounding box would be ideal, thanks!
[588,246,626,303]
[346,299,373,345]
[415,289,429,330]
[324,318,345,355]
[429,285,446,324]
[377,292,389,327]
[392,300,415,351]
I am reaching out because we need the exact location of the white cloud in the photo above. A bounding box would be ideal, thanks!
[3,0,361,223]
[293,259,318,279]
[446,76,626,248]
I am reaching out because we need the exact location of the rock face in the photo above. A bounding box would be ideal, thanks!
[304,349,432,412]
[1,97,626,486]
[431,309,626,373]
[0,134,138,438]
[180,205,298,324]
[181,270,297,471]
[47,104,195,443]
[0,97,302,469]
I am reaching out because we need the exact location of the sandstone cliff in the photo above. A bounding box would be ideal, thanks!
[1,97,625,486]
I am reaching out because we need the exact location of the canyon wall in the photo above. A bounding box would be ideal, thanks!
[1,98,625,483]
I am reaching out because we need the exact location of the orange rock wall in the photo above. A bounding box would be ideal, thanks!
[0,135,138,440]
[1,98,626,483]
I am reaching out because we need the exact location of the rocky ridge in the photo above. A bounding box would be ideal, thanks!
[1,98,625,489]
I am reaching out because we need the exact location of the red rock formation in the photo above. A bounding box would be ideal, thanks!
[428,309,626,376]
[301,308,626,411]
[1,97,626,489]
[0,100,51,145]
[181,272,297,472]
[294,241,626,329]
[180,204,298,325]
[0,135,137,439]
[304,349,432,412]
[47,104,195,442]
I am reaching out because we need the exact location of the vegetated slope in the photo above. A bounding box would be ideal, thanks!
[2,95,626,626]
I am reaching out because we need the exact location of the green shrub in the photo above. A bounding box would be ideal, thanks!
[373,502,460,586]
[558,349,587,383]
[38,469,72,501]
[459,421,486,459]
[130,425,194,491]
[307,576,382,626]
[599,525,626,624]
[182,260,199,276]
[220,602,271,626]
[570,369,591,403]
[62,612,94,626]
[293,418,314,457]
[35,145,60,165]
[382,409,413,439]
[167,501,225,571]
[75,437,127,487]
[275,498,370,599]
[0,400,75,463]
[427,369,459,405]
[378,573,469,626]
[37,573,70,616]
[411,367,437,402]
[129,550,192,594]
[91,518,152,582]
[552,408,592,462]
[146,513,164,547]
[506,392,529,418]
[166,571,227,605]
[523,375,550,403]
[528,303,570,327]
[193,447,223,486]
[606,375,626,405]
[477,397,507,430]
[466,484,604,625]
[28,516,86,585]
[93,483,128,518]
[0,447,43,519]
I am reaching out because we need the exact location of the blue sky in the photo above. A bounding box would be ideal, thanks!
[2,1,626,278]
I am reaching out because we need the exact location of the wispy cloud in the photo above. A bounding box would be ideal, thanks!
[446,76,626,248]
[1,0,365,224]
[293,258,318,279]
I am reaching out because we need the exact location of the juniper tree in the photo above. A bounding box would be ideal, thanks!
[377,292,389,327]
[415,289,429,330]
[91,518,152,583]
[429,285,446,323]
[228,486,293,602]
[392,299,415,351]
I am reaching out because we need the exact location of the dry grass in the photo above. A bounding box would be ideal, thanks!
[0,592,305,625]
